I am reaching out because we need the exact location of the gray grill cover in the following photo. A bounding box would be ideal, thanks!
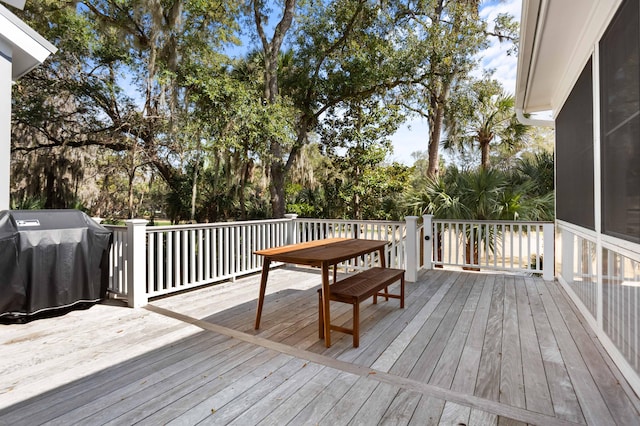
[0,210,112,319]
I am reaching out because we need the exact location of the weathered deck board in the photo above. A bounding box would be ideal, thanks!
[429,273,483,389]
[408,396,445,426]
[409,272,475,383]
[318,376,380,425]
[525,277,582,422]
[516,276,555,417]
[257,367,353,425]
[2,331,232,425]
[372,269,457,372]
[439,401,471,425]
[450,274,495,394]
[475,274,505,401]
[379,388,422,425]
[348,382,402,424]
[0,268,638,425]
[389,272,468,378]
[544,279,640,424]
[500,275,525,409]
[534,279,616,425]
[118,349,289,425]
[66,343,269,425]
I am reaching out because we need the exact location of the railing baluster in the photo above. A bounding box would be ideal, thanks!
[147,232,155,293]
[204,228,210,280]
[197,229,203,282]
[182,230,188,285]
[166,231,173,288]
[526,225,531,271]
[189,229,196,283]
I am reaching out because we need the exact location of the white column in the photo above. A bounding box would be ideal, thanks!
[405,216,418,282]
[0,39,12,211]
[593,44,604,330]
[126,219,148,308]
[284,213,298,245]
[423,214,434,270]
[543,223,555,281]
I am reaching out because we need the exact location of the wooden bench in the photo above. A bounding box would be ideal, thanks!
[318,267,405,347]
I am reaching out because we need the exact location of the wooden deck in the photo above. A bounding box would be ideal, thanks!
[1,268,639,425]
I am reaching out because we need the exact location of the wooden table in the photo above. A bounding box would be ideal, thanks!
[253,237,387,347]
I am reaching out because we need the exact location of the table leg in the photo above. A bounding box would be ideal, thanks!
[255,258,271,329]
[321,262,332,347]
[379,247,386,268]
[379,247,389,301]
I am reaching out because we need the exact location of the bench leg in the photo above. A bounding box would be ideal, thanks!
[373,285,393,304]
[353,302,359,348]
[373,286,389,304]
[400,276,405,309]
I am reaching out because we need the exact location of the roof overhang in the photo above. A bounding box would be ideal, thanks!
[0,3,56,80]
[515,0,622,115]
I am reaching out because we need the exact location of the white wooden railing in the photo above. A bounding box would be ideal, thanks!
[556,221,640,391]
[292,218,407,270]
[421,215,555,280]
[104,214,554,307]
[105,218,291,306]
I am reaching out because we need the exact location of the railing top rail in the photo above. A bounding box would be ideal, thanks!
[432,219,554,225]
[103,225,127,230]
[144,218,291,232]
[294,217,405,225]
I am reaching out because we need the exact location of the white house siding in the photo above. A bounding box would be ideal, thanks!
[548,0,640,396]
[0,3,56,210]
[0,38,11,210]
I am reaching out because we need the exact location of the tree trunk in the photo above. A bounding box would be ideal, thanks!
[190,159,199,222]
[426,82,451,178]
[427,109,442,178]
[127,171,135,219]
[254,0,296,218]
[270,161,285,218]
[239,160,252,220]
[480,139,491,170]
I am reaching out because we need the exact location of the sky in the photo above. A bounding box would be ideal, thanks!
[387,0,522,166]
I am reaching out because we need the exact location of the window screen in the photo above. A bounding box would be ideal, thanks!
[556,59,594,230]
[600,0,640,244]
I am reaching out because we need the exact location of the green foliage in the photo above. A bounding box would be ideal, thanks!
[10,196,45,210]
[444,78,530,170]
[405,163,555,222]
[10,0,537,225]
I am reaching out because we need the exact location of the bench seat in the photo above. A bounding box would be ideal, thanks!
[318,267,405,347]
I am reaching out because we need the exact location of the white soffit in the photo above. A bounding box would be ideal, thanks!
[516,0,621,114]
[2,0,25,10]
[0,3,56,80]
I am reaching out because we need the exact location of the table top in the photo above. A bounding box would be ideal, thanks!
[254,237,387,267]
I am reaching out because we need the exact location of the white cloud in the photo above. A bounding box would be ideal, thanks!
[388,0,523,166]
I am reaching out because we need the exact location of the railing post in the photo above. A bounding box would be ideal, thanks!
[284,213,298,245]
[126,219,148,308]
[543,223,555,281]
[560,227,574,284]
[423,214,433,270]
[405,216,418,282]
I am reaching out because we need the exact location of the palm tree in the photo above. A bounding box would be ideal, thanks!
[445,79,530,170]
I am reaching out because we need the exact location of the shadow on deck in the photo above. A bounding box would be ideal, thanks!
[1,267,638,425]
